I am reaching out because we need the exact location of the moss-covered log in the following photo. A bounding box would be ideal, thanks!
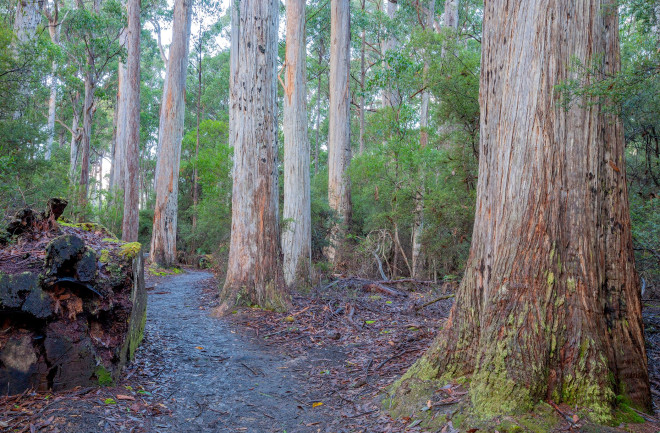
[0,200,146,395]
[388,0,651,427]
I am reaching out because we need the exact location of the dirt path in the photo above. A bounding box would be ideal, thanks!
[137,270,326,432]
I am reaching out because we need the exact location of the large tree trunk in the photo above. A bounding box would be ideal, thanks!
[111,59,128,195]
[12,0,42,118]
[326,0,351,267]
[150,0,192,266]
[221,0,286,311]
[392,0,651,422]
[282,0,311,288]
[121,0,141,242]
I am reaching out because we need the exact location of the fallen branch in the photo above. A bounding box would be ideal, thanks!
[363,282,407,298]
[377,278,435,285]
[414,294,455,311]
[375,349,418,371]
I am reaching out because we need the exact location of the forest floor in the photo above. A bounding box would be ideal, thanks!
[1,269,659,433]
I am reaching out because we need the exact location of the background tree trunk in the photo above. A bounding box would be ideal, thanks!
[78,68,94,215]
[221,0,286,310]
[358,0,366,155]
[44,9,61,161]
[392,0,651,422]
[326,0,351,267]
[12,0,42,118]
[150,0,192,266]
[412,0,440,279]
[282,0,311,288]
[121,0,141,242]
[68,91,81,181]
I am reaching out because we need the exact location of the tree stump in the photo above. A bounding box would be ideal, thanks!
[0,200,146,394]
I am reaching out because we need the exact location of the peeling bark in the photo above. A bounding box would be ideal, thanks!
[150,0,192,266]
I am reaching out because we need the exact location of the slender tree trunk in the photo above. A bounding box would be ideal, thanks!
[12,0,42,118]
[282,0,311,287]
[112,59,128,195]
[358,0,366,155]
[380,0,399,108]
[192,36,201,232]
[314,39,323,176]
[78,68,94,215]
[412,0,437,279]
[69,91,81,181]
[44,10,61,160]
[121,0,141,242]
[222,0,286,311]
[327,0,351,267]
[391,0,651,421]
[150,0,192,266]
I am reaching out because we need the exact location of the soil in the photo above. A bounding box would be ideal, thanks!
[1,270,659,433]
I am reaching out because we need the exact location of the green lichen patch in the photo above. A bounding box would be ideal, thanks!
[99,249,110,263]
[118,242,141,260]
[57,219,118,239]
[94,365,114,386]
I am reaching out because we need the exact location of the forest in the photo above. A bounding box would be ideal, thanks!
[0,0,659,431]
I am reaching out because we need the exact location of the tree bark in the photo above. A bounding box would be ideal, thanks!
[314,38,323,175]
[44,9,61,161]
[380,0,399,108]
[12,0,42,118]
[221,0,286,311]
[68,91,81,181]
[282,0,311,287]
[326,0,351,267]
[150,0,192,266]
[392,0,651,422]
[78,67,94,214]
[412,0,438,279]
[121,0,141,242]
[358,0,366,155]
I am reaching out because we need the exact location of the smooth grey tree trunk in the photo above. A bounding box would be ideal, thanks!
[121,0,141,242]
[150,0,192,265]
[326,0,351,267]
[282,0,311,287]
[12,0,42,119]
[221,0,286,311]
[412,0,449,279]
[358,0,366,155]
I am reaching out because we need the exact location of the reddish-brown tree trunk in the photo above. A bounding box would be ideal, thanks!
[392,0,650,422]
[150,0,192,266]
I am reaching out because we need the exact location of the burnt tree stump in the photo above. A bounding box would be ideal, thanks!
[0,200,147,394]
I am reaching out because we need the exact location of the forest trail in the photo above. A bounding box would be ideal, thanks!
[136,270,325,432]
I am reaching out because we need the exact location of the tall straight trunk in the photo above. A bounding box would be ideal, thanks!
[12,0,42,118]
[282,0,311,287]
[150,0,192,266]
[112,59,128,195]
[358,0,366,155]
[68,91,81,181]
[78,68,94,214]
[392,0,651,421]
[411,0,438,279]
[314,39,323,175]
[121,0,141,242]
[380,0,399,108]
[44,8,61,160]
[222,0,286,311]
[192,34,201,232]
[326,0,351,266]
